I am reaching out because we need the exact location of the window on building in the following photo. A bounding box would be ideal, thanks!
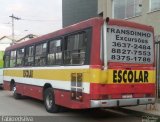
[35,43,47,66]
[4,51,10,68]
[150,0,160,11]
[113,0,142,19]
[25,46,34,66]
[48,39,62,65]
[64,32,87,65]
[17,48,25,67]
[10,50,16,67]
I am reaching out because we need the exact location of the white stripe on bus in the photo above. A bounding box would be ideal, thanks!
[4,65,90,70]
[3,76,90,94]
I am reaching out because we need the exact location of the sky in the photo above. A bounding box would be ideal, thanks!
[0,0,62,38]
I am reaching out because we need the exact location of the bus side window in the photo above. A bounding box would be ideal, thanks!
[35,43,47,66]
[10,50,16,67]
[48,39,62,65]
[4,51,10,68]
[64,32,87,65]
[25,46,34,66]
[17,48,25,67]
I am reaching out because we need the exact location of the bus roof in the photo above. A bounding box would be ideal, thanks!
[5,17,154,51]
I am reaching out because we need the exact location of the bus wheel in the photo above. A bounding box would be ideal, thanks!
[44,88,60,113]
[13,86,22,99]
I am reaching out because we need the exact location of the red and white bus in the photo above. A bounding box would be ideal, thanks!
[3,17,155,113]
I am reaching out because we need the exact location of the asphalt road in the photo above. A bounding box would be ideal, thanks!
[0,90,143,122]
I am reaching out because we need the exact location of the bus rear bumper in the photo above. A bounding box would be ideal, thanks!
[90,98,155,108]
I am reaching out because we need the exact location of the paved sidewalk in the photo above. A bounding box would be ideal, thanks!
[122,102,160,117]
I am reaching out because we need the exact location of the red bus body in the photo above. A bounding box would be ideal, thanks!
[3,17,155,110]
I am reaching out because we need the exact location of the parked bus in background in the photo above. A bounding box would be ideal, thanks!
[0,51,4,87]
[3,17,155,113]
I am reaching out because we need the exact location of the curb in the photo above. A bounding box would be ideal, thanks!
[117,107,160,118]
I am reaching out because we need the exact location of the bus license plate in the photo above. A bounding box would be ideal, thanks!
[122,94,133,99]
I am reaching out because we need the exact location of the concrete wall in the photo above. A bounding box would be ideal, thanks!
[98,0,160,36]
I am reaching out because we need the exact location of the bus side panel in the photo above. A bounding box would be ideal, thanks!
[16,83,43,100]
[4,80,91,109]
[90,21,102,66]
[3,80,43,100]
[54,89,90,109]
[3,81,10,90]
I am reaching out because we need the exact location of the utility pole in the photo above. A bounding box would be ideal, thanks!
[9,14,21,45]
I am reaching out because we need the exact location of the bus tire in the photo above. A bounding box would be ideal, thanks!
[13,85,22,99]
[44,88,60,113]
